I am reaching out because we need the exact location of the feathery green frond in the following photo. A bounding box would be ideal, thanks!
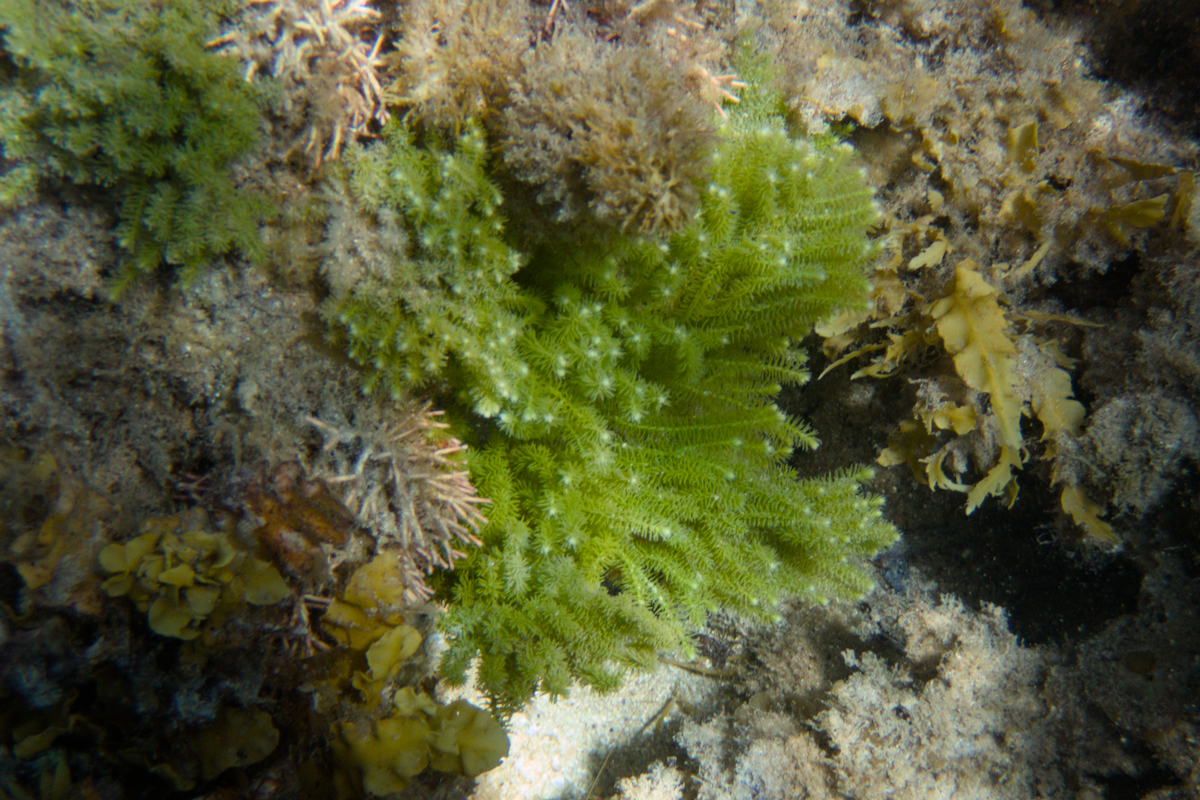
[329,70,894,712]
[0,0,272,291]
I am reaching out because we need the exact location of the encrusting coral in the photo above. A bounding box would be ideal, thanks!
[327,46,898,712]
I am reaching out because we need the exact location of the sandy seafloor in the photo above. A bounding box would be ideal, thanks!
[2,0,1200,798]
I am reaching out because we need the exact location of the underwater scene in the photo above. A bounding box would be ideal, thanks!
[0,0,1198,797]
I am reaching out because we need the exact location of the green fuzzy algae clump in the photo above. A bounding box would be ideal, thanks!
[337,58,896,712]
[0,0,271,292]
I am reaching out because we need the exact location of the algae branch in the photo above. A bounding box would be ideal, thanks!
[1,0,1198,798]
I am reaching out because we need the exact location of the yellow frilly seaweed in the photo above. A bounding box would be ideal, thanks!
[98,509,292,639]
